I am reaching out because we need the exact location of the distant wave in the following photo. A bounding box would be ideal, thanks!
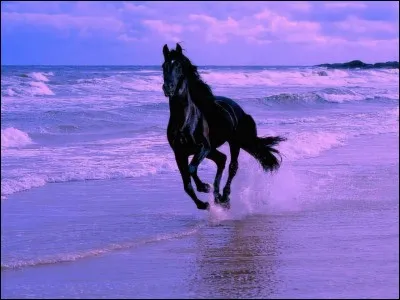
[261,88,398,105]
[2,71,55,97]
[2,67,398,100]
[77,75,163,92]
[1,225,202,270]
[201,68,400,88]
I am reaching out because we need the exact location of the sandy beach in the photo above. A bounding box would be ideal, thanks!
[2,133,398,299]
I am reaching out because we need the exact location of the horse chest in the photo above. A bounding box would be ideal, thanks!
[182,100,201,136]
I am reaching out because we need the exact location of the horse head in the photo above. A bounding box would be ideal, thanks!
[161,43,189,98]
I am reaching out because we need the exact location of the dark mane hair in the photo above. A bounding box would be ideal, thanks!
[170,49,215,111]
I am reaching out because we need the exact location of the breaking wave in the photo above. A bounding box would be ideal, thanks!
[1,127,33,149]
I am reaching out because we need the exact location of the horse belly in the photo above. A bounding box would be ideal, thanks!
[209,125,231,148]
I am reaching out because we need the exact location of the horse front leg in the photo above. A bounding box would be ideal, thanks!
[191,170,212,193]
[187,138,211,183]
[174,151,209,210]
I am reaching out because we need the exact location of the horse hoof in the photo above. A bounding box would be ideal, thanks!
[196,201,209,210]
[221,194,230,203]
[220,201,231,210]
[214,193,222,204]
[197,183,211,193]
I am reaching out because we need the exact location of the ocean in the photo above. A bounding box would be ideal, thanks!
[1,65,399,298]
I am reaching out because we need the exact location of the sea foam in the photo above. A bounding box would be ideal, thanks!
[1,127,33,149]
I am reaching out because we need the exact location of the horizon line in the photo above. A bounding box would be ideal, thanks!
[0,64,311,67]
[2,60,398,68]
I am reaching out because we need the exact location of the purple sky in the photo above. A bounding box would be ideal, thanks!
[1,1,399,65]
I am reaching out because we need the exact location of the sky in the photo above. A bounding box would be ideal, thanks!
[1,1,399,65]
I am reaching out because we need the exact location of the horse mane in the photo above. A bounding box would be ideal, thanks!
[170,49,215,111]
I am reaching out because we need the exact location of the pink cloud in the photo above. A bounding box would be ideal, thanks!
[188,9,322,45]
[188,14,242,44]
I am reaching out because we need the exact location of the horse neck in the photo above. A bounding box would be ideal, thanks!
[187,78,215,116]
[168,89,200,128]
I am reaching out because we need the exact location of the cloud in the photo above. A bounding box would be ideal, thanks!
[123,2,148,12]
[188,14,242,44]
[118,33,141,43]
[188,9,323,45]
[1,1,398,65]
[324,1,367,9]
[2,11,124,34]
[334,16,398,34]
[121,2,154,15]
[356,38,399,48]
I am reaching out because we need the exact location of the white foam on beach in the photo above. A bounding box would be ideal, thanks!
[254,129,347,162]
[2,103,398,199]
[1,223,203,270]
[257,107,399,161]
[1,175,47,197]
[279,131,347,161]
[0,135,178,198]
[1,127,34,149]
[0,157,177,198]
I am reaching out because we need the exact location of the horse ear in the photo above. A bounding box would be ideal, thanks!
[163,44,169,60]
[176,43,183,55]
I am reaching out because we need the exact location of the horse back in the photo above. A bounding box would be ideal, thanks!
[214,96,245,120]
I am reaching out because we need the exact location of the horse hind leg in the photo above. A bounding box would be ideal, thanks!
[206,149,227,204]
[220,143,240,208]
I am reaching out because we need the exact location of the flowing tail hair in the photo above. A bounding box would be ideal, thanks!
[239,114,287,172]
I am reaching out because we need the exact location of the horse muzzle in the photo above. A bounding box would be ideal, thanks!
[163,77,184,98]
[162,83,173,97]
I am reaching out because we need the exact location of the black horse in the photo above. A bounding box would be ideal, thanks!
[162,43,286,210]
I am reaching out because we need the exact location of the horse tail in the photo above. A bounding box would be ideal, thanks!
[238,114,286,172]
